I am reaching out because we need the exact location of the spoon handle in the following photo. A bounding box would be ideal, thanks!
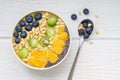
[67,38,84,80]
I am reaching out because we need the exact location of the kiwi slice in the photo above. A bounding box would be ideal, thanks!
[18,47,29,58]
[28,38,38,48]
[46,27,55,38]
[40,37,50,47]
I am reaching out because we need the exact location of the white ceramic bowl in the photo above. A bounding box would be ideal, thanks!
[11,11,71,70]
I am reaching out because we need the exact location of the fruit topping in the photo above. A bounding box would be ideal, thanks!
[50,47,62,55]
[46,27,55,38]
[71,14,77,20]
[20,31,27,38]
[19,20,26,27]
[16,26,22,32]
[25,24,32,31]
[29,38,38,48]
[32,21,39,27]
[34,13,42,20]
[83,22,88,28]
[28,50,47,68]
[40,37,50,47]
[52,38,65,48]
[57,25,65,34]
[57,32,68,41]
[86,27,93,34]
[13,32,19,38]
[47,16,58,27]
[18,47,29,58]
[26,15,33,23]
[78,29,85,36]
[15,38,21,44]
[48,51,58,63]
[83,33,89,39]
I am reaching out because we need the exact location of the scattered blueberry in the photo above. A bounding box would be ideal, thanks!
[19,20,26,26]
[16,26,22,32]
[83,8,89,15]
[78,29,84,36]
[20,31,27,38]
[71,14,77,20]
[26,15,33,23]
[15,38,21,44]
[83,22,88,28]
[32,21,39,27]
[25,24,32,31]
[34,13,42,20]
[83,33,89,39]
[13,32,19,38]
[86,27,93,34]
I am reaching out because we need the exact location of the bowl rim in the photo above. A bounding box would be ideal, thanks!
[11,10,71,70]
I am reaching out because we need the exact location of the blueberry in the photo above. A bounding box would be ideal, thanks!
[26,15,33,23]
[16,26,22,32]
[13,32,19,38]
[34,13,42,20]
[78,29,84,36]
[71,14,77,20]
[15,38,21,44]
[83,8,89,15]
[19,20,26,26]
[83,22,88,28]
[83,33,89,39]
[25,24,32,31]
[86,27,93,34]
[32,21,39,27]
[20,31,27,38]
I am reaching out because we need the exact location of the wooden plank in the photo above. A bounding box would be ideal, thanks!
[72,40,120,80]
[0,0,120,39]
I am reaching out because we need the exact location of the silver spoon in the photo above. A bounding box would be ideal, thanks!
[67,19,94,80]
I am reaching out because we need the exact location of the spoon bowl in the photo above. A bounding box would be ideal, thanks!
[78,19,94,39]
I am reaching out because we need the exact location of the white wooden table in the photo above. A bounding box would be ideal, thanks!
[0,0,120,80]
